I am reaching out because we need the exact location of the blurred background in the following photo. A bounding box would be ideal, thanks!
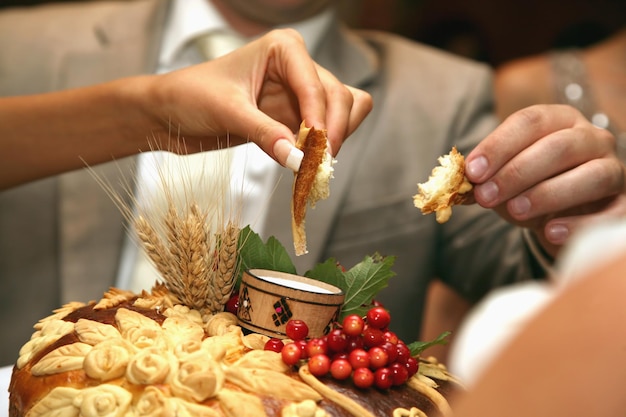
[338,0,626,67]
[2,0,625,68]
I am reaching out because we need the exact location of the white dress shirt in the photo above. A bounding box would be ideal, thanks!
[116,0,334,291]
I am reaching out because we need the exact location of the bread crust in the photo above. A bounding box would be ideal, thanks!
[413,147,473,223]
[291,123,330,256]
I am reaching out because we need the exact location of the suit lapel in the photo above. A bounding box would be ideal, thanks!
[59,159,136,302]
[59,0,168,89]
[264,20,379,273]
[58,0,169,302]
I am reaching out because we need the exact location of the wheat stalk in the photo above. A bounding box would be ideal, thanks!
[135,215,177,284]
[205,220,240,314]
[216,221,240,303]
[177,205,213,311]
[87,133,244,314]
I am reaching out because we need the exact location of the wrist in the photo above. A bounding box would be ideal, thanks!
[112,75,165,152]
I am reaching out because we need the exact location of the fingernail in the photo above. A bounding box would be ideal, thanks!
[509,195,531,217]
[547,223,569,244]
[467,155,488,179]
[476,181,499,204]
[273,138,303,172]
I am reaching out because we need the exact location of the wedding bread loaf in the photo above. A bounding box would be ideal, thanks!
[9,287,461,417]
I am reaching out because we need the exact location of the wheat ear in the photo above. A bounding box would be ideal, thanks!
[207,221,240,313]
[134,216,177,284]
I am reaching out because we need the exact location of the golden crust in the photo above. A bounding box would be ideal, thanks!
[291,123,329,256]
[413,147,473,223]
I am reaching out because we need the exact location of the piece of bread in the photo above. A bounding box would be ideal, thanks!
[291,122,334,256]
[413,147,473,223]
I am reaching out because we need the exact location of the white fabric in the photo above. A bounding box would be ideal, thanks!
[449,220,626,386]
[448,281,553,385]
[0,365,10,417]
[116,0,334,292]
[195,30,246,60]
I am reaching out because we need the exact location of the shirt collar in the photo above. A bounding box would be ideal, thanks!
[275,7,335,56]
[159,0,229,66]
[160,0,335,67]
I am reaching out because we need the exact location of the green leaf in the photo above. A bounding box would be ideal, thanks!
[304,258,345,288]
[306,253,396,321]
[407,331,451,357]
[236,226,296,288]
[341,254,396,318]
[265,236,297,272]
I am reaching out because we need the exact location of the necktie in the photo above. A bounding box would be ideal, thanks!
[123,31,246,292]
[195,30,246,60]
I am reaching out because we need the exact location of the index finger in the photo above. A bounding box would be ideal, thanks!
[314,65,373,156]
[465,104,582,184]
[268,29,328,133]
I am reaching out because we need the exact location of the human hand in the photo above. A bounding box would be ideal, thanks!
[147,28,372,171]
[465,104,626,256]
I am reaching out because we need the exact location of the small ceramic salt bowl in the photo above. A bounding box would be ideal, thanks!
[237,269,345,339]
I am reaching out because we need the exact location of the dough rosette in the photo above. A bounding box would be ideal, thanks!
[135,387,175,417]
[173,339,203,361]
[84,339,133,381]
[170,351,224,402]
[126,348,173,385]
[76,385,132,417]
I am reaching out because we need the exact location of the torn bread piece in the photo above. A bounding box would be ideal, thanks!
[291,122,335,256]
[413,146,473,224]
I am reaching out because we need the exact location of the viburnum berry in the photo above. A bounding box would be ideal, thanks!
[294,339,309,359]
[348,348,370,370]
[374,367,393,390]
[286,319,309,340]
[332,351,349,362]
[370,299,385,308]
[326,329,348,353]
[396,342,411,364]
[308,354,331,376]
[305,338,328,357]
[368,346,389,370]
[330,358,353,380]
[264,338,285,353]
[381,341,399,363]
[405,357,419,378]
[225,293,239,315]
[352,367,374,389]
[389,362,409,386]
[346,335,364,352]
[342,314,365,337]
[281,343,302,366]
[382,330,399,345]
[366,306,391,329]
[362,327,385,348]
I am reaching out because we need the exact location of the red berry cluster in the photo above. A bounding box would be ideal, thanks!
[263,306,419,390]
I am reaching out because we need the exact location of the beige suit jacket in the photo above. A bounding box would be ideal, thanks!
[0,0,538,364]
